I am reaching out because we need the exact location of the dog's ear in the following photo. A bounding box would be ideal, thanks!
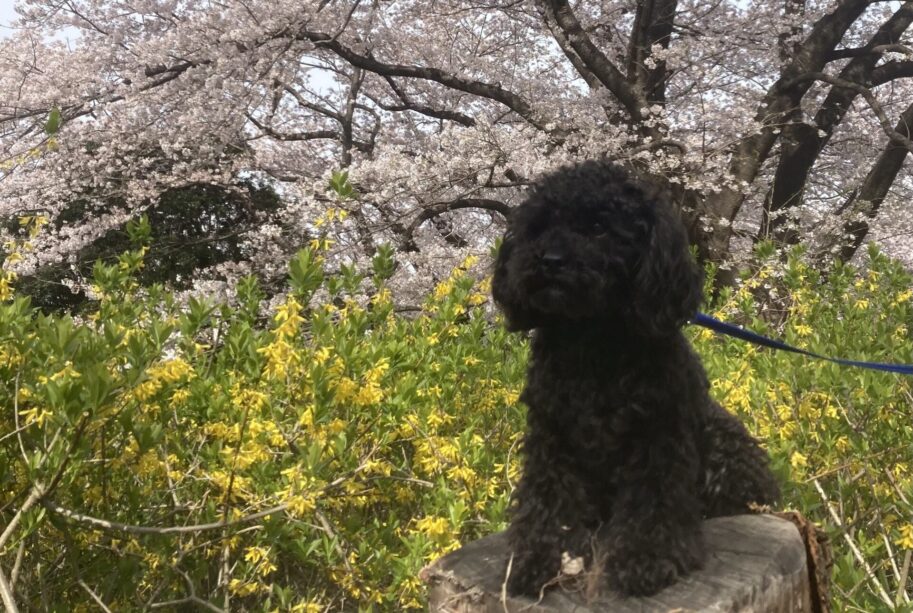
[492,233,538,332]
[628,203,703,337]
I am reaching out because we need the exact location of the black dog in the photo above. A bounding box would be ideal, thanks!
[492,161,780,597]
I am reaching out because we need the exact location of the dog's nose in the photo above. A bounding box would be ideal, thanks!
[539,251,564,269]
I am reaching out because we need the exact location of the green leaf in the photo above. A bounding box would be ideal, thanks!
[328,170,357,199]
[372,244,396,284]
[44,107,62,135]
[288,248,324,299]
[125,215,152,247]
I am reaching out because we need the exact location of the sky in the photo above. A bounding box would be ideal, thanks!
[0,3,17,40]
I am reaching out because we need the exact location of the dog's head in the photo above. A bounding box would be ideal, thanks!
[492,161,702,337]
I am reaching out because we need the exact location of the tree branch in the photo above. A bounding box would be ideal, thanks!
[829,42,913,60]
[833,100,913,262]
[760,1,913,243]
[626,0,678,103]
[404,198,510,251]
[693,0,885,266]
[246,113,339,142]
[78,580,114,613]
[537,0,648,122]
[0,564,17,613]
[872,59,913,85]
[295,28,546,129]
[43,500,290,535]
[376,76,476,127]
[537,4,601,90]
[786,72,913,152]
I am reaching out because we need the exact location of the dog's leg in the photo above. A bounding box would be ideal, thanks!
[604,433,704,597]
[506,432,594,596]
[700,401,780,516]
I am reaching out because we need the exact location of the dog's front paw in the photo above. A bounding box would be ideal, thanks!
[505,552,559,597]
[606,553,682,596]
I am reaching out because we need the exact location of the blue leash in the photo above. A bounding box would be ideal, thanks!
[692,312,913,375]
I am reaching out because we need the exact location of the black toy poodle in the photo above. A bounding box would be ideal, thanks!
[492,160,780,598]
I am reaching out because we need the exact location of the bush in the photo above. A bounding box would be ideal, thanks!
[0,217,524,611]
[694,244,913,612]
[1,222,912,610]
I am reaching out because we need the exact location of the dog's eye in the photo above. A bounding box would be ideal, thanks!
[591,222,608,237]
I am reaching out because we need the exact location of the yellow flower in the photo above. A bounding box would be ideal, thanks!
[467,292,487,306]
[169,388,190,406]
[790,451,808,471]
[433,280,454,300]
[897,524,913,550]
[228,578,263,597]
[153,358,194,382]
[313,346,332,365]
[415,515,450,539]
[258,338,300,379]
[222,441,270,470]
[299,405,315,428]
[417,385,442,399]
[327,418,346,434]
[459,255,479,269]
[332,376,358,403]
[893,289,913,306]
[208,471,252,500]
[244,546,277,576]
[19,406,53,427]
[274,297,304,337]
[230,387,269,413]
[835,435,850,453]
[365,358,390,383]
[696,327,714,342]
[447,465,477,485]
[372,287,391,306]
[793,323,812,337]
[309,237,335,251]
[136,451,161,478]
[354,381,383,406]
[0,275,15,301]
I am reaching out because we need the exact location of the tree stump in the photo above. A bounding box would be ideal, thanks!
[422,514,814,612]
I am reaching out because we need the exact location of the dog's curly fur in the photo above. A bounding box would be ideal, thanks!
[492,161,780,598]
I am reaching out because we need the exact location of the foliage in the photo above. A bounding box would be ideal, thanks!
[4,1,913,299]
[2,224,913,610]
[0,220,523,610]
[696,244,913,611]
[6,180,281,314]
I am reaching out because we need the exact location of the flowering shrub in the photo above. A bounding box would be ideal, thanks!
[695,245,913,611]
[1,224,912,609]
[0,216,524,610]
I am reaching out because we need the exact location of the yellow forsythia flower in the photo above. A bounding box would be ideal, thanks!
[897,525,913,550]
[790,451,808,471]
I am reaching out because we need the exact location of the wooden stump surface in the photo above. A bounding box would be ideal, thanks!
[422,514,813,612]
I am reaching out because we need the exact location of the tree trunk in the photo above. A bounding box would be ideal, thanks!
[422,514,825,612]
[836,101,913,262]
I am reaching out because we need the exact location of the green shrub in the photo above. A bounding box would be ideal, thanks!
[693,245,913,612]
[1,222,912,610]
[1,219,524,611]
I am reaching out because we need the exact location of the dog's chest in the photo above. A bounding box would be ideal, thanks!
[525,367,645,455]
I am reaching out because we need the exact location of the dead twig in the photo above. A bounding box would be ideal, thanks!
[78,580,114,613]
[0,563,18,613]
[813,478,893,607]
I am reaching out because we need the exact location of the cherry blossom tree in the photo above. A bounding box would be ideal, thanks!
[2,0,913,303]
